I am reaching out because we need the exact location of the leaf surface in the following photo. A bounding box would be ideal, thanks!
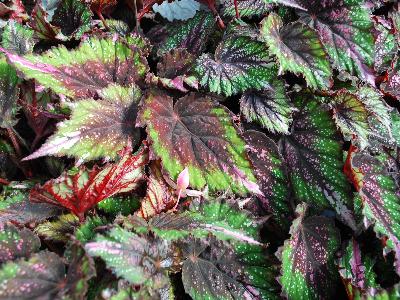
[0,58,19,128]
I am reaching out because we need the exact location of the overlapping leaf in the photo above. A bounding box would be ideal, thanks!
[382,57,400,100]
[348,151,400,273]
[337,239,380,299]
[240,79,294,134]
[194,23,276,96]
[138,90,259,193]
[261,13,332,90]
[147,11,215,56]
[279,204,340,300]
[0,58,19,128]
[29,3,64,41]
[98,196,140,217]
[34,213,79,242]
[0,224,40,263]
[152,0,200,21]
[279,94,355,229]
[2,37,149,98]
[29,146,148,220]
[294,0,375,84]
[221,0,271,18]
[85,227,171,287]
[244,130,291,229]
[23,85,142,162]
[1,20,35,55]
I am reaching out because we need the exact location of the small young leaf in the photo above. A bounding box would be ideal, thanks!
[279,94,355,229]
[261,13,332,90]
[23,85,142,162]
[85,227,171,287]
[29,146,148,220]
[138,90,259,194]
[194,23,276,96]
[279,204,340,300]
[0,224,40,263]
[147,11,215,56]
[240,79,294,134]
[34,213,79,242]
[98,196,140,217]
[0,58,19,129]
[2,37,149,98]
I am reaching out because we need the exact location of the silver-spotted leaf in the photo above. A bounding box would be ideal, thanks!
[221,0,271,18]
[382,57,400,100]
[1,20,35,55]
[240,79,294,134]
[279,204,340,300]
[0,58,19,128]
[261,13,332,90]
[138,90,259,194]
[279,94,355,229]
[23,85,142,162]
[85,227,171,288]
[194,23,276,96]
[0,224,40,263]
[2,37,149,98]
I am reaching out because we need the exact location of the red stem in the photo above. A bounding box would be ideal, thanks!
[0,178,10,185]
[7,127,22,157]
[97,11,109,30]
[234,0,239,18]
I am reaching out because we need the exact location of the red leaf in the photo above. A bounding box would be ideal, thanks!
[30,146,149,220]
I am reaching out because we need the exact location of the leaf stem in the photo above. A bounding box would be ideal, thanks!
[0,177,10,185]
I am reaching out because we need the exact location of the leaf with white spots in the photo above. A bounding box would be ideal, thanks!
[0,190,60,228]
[98,195,140,217]
[381,56,400,100]
[348,151,400,274]
[180,236,279,300]
[52,0,92,39]
[279,204,340,300]
[221,0,272,18]
[147,11,215,56]
[194,22,276,96]
[23,85,142,162]
[29,146,148,220]
[0,58,19,129]
[292,0,375,84]
[0,224,40,263]
[244,130,291,230]
[279,94,356,229]
[1,37,149,98]
[240,79,295,134]
[1,20,35,55]
[138,90,259,194]
[0,251,66,299]
[85,226,171,288]
[374,18,397,73]
[337,239,380,299]
[261,13,332,90]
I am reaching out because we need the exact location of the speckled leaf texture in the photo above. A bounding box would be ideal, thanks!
[291,0,375,84]
[29,146,148,220]
[1,20,35,55]
[85,227,171,287]
[0,58,19,128]
[279,204,340,300]
[23,85,142,162]
[138,90,259,194]
[279,94,355,229]
[240,78,294,134]
[349,151,400,272]
[1,37,149,98]
[0,224,40,263]
[261,13,332,90]
[382,57,400,100]
[337,239,380,299]
[147,11,215,56]
[180,236,279,300]
[244,130,291,229]
[194,22,276,96]
[221,0,271,18]
[29,3,64,41]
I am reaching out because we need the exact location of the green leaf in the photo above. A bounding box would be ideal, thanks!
[279,204,340,300]
[23,85,142,162]
[240,79,294,134]
[382,57,400,100]
[85,227,171,287]
[75,215,108,243]
[261,13,332,90]
[0,58,19,128]
[138,90,259,194]
[244,130,291,229]
[34,213,79,242]
[194,23,276,96]
[279,94,355,229]
[2,37,149,98]
[0,224,40,263]
[52,0,92,39]
[98,196,140,217]
[29,3,64,41]
[1,20,35,55]
[337,239,380,299]
[222,0,271,18]
[147,11,215,56]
